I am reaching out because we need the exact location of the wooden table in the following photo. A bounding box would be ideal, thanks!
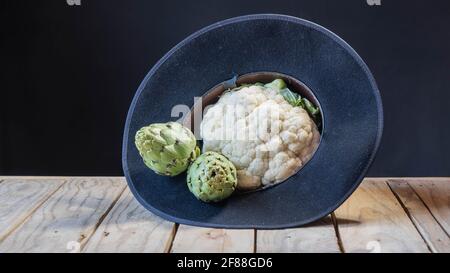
[0,177,448,253]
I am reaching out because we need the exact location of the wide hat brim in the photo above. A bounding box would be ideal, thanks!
[122,14,383,229]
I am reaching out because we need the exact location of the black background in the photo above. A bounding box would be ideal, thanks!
[1,0,449,176]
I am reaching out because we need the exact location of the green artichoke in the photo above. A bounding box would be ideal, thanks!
[187,151,237,202]
[135,122,200,176]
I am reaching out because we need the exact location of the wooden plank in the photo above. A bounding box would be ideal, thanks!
[171,226,254,253]
[365,177,450,181]
[407,179,450,236]
[83,188,175,253]
[0,178,65,241]
[334,179,429,253]
[388,180,450,253]
[256,216,340,253]
[0,177,126,253]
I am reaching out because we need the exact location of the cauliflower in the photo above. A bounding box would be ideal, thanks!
[201,82,320,190]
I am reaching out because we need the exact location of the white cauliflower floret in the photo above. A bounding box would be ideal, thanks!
[201,85,320,189]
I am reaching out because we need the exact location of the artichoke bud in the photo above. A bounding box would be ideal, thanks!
[187,151,237,202]
[159,127,177,144]
[150,132,167,145]
[135,122,198,176]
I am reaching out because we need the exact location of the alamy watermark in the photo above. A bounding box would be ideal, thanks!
[169,97,287,143]
[366,240,382,253]
[66,0,81,6]
[366,0,381,6]
[66,240,81,253]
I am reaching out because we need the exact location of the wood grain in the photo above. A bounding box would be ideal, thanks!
[83,188,175,253]
[0,178,65,241]
[388,180,450,252]
[0,177,447,253]
[335,179,430,253]
[171,226,254,253]
[407,179,450,236]
[0,177,126,253]
[256,216,340,253]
